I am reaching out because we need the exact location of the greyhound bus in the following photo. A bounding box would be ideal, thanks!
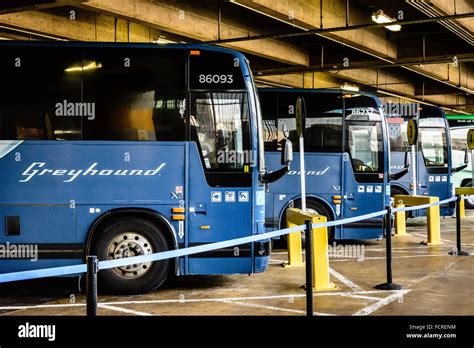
[447,114,474,208]
[0,41,290,293]
[387,105,458,217]
[259,88,391,240]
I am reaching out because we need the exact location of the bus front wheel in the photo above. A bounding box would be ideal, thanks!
[390,187,410,219]
[90,217,172,294]
[279,200,334,247]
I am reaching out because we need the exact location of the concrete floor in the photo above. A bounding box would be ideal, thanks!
[0,211,473,316]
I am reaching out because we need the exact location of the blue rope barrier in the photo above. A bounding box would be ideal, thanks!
[392,197,457,213]
[0,196,457,284]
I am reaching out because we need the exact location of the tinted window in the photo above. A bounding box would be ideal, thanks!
[259,91,280,151]
[81,47,186,141]
[387,117,408,152]
[189,50,245,90]
[0,46,82,140]
[344,94,382,121]
[272,91,343,152]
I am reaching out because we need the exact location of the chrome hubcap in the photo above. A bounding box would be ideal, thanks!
[107,232,153,279]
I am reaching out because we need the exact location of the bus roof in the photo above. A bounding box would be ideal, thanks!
[385,104,447,120]
[257,87,379,99]
[446,114,474,128]
[0,40,249,64]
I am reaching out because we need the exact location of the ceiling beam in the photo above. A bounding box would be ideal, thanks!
[73,0,309,66]
[228,0,474,95]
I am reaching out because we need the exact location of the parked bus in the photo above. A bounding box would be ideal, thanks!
[387,105,457,217]
[259,88,391,240]
[0,41,290,293]
[447,114,474,208]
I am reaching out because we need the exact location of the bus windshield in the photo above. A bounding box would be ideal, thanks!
[388,120,409,152]
[190,92,251,170]
[346,122,383,172]
[258,88,389,241]
[420,127,448,167]
[344,96,384,174]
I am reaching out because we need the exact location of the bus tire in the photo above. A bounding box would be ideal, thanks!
[390,187,410,219]
[90,217,172,294]
[463,180,474,209]
[279,199,334,247]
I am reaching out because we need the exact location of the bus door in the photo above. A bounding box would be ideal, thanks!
[418,121,450,198]
[342,95,386,238]
[186,51,254,274]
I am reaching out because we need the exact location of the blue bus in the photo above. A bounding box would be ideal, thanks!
[259,88,391,240]
[0,41,290,293]
[387,105,456,216]
[447,114,474,208]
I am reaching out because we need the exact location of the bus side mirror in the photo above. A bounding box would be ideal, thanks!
[404,151,410,168]
[281,138,293,166]
[390,150,410,181]
[452,149,469,173]
[260,139,293,184]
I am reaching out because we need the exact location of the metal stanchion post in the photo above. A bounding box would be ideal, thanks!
[86,255,99,316]
[375,207,402,290]
[305,219,313,317]
[449,196,469,256]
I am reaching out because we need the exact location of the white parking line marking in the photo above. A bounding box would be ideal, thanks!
[329,268,363,292]
[98,303,153,316]
[0,303,84,310]
[410,232,452,244]
[331,253,450,261]
[0,290,410,311]
[409,260,459,284]
[364,246,431,251]
[353,290,411,316]
[344,294,381,301]
[218,300,308,315]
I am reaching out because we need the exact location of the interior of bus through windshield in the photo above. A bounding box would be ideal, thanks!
[261,91,384,174]
[388,117,448,167]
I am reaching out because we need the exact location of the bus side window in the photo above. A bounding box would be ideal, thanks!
[259,92,279,151]
[0,46,82,141]
[81,48,186,142]
[153,96,186,141]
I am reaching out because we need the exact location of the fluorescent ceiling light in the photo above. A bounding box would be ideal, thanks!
[371,10,402,32]
[153,35,176,44]
[65,61,102,73]
[341,83,359,92]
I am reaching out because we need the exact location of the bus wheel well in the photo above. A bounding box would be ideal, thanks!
[278,197,334,230]
[461,179,472,187]
[85,209,178,258]
[390,186,410,196]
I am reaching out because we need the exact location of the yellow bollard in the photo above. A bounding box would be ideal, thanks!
[459,196,465,219]
[394,202,406,236]
[285,208,336,291]
[393,195,442,245]
[455,188,474,219]
[284,209,304,267]
[425,197,441,245]
[310,215,336,291]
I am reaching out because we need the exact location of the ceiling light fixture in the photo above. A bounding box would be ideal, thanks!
[341,83,359,92]
[371,10,402,32]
